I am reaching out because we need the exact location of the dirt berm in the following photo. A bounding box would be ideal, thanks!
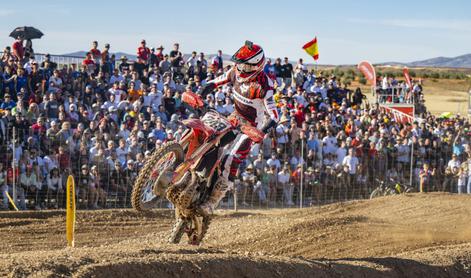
[1,193,470,277]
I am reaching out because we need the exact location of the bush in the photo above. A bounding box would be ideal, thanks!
[359,77,367,85]
[343,78,353,86]
[440,72,451,79]
[346,69,356,78]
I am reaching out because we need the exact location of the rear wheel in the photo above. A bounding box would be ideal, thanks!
[132,142,184,211]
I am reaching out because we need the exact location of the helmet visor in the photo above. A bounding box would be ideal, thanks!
[236,63,259,74]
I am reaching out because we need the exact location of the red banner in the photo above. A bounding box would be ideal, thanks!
[357,61,376,87]
[381,105,415,124]
[403,67,413,91]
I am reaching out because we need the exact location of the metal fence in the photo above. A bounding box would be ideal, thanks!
[1,124,468,212]
[0,52,121,69]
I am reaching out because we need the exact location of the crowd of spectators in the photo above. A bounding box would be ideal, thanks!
[0,38,469,210]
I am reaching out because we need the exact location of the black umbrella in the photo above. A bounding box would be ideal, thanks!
[9,26,44,40]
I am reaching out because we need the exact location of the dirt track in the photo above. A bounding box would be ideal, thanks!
[1,193,471,277]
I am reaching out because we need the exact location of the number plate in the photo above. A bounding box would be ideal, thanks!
[201,112,231,133]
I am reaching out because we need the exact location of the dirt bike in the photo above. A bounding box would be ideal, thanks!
[131,91,264,245]
[370,178,416,199]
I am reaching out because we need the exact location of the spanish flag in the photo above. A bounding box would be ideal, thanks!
[302,37,319,61]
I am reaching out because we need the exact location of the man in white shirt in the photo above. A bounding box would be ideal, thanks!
[382,75,389,91]
[322,130,337,155]
[186,51,198,68]
[148,85,163,112]
[267,153,281,170]
[396,138,410,165]
[447,154,461,169]
[23,57,36,74]
[276,118,290,147]
[102,95,117,111]
[278,166,293,206]
[336,141,347,165]
[343,148,359,189]
[108,82,124,106]
[294,88,308,107]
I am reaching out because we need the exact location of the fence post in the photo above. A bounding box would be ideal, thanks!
[12,127,17,204]
[234,187,237,211]
[409,140,414,187]
[300,138,304,208]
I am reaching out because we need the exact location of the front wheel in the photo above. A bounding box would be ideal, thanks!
[370,187,383,199]
[132,142,184,211]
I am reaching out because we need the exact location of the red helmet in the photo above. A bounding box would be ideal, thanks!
[231,41,265,83]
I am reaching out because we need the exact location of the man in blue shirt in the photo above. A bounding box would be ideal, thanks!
[0,94,16,110]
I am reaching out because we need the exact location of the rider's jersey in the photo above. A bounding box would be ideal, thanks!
[209,67,279,129]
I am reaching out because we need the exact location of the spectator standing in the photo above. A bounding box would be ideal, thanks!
[169,43,182,70]
[457,162,467,194]
[212,50,224,71]
[82,52,96,75]
[281,57,293,88]
[273,58,283,86]
[278,165,293,206]
[90,41,101,64]
[0,163,8,210]
[137,39,151,65]
[419,163,435,193]
[343,148,359,188]
[12,37,24,62]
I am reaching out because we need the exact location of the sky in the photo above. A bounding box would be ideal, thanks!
[0,0,470,65]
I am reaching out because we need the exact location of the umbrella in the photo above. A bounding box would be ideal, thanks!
[9,26,44,40]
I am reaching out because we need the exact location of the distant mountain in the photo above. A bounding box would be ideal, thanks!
[408,54,471,68]
[379,53,471,68]
[62,51,230,62]
[62,51,138,60]
[63,51,471,68]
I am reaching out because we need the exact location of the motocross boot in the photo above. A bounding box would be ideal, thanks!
[199,178,232,216]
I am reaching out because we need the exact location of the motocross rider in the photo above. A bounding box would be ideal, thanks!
[199,41,279,215]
